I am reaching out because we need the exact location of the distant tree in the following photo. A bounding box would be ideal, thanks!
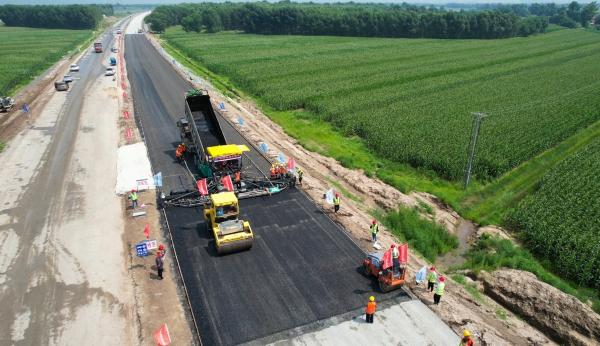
[181,13,202,33]
[581,1,599,27]
[567,1,581,23]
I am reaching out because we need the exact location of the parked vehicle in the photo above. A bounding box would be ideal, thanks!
[63,75,74,83]
[105,67,115,76]
[111,47,118,53]
[54,81,69,91]
[0,96,15,112]
[69,64,80,72]
[138,29,143,34]
[94,42,103,53]
[109,56,117,66]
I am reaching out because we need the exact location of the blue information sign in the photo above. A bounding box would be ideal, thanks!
[135,242,148,257]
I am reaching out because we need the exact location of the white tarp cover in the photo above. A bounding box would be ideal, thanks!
[115,142,155,194]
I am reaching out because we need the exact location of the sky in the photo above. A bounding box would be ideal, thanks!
[0,0,575,4]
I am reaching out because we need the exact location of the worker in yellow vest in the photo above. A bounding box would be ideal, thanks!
[433,276,446,305]
[370,219,379,243]
[333,193,340,213]
[128,189,138,209]
[427,266,437,292]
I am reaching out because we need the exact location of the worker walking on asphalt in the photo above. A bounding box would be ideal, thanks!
[156,251,164,280]
[365,296,376,323]
[128,189,138,209]
[333,193,340,213]
[460,330,475,346]
[370,219,379,243]
[175,142,187,162]
[433,276,446,305]
[297,168,304,185]
[427,266,437,292]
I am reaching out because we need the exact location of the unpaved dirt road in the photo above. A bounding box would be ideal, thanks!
[0,27,136,345]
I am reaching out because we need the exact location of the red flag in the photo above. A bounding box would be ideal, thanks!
[221,175,234,192]
[398,243,409,263]
[382,248,393,270]
[287,157,296,170]
[153,324,171,346]
[143,224,150,240]
[196,179,208,196]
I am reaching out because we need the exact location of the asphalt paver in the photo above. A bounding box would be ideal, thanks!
[125,34,409,346]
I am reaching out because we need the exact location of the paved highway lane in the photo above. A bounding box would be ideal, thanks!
[125,34,409,346]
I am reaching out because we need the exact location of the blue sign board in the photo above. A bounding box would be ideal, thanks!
[135,242,148,257]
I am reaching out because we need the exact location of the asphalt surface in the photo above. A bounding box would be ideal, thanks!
[125,34,409,346]
[0,22,125,345]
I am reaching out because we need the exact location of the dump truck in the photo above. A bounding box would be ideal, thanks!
[204,192,253,255]
[94,42,103,53]
[362,247,408,292]
[0,97,15,112]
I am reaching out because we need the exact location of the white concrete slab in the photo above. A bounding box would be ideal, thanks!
[268,300,459,346]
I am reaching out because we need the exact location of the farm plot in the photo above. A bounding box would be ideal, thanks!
[164,28,600,181]
[508,137,600,290]
[0,26,92,95]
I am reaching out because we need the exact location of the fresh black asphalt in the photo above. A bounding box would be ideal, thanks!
[125,34,408,346]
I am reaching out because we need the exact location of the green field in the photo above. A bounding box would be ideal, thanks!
[508,137,600,289]
[0,26,93,95]
[164,27,600,182]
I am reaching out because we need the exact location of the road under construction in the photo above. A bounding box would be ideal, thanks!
[125,35,412,345]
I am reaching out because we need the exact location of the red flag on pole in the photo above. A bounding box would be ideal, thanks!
[153,324,171,346]
[197,179,208,196]
[287,157,296,171]
[382,247,393,270]
[221,175,234,192]
[398,243,409,263]
[143,224,150,240]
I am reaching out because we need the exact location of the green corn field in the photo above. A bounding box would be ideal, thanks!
[508,137,600,289]
[164,27,600,182]
[0,26,92,96]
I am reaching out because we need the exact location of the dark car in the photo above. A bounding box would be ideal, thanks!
[54,81,69,91]
[63,75,74,83]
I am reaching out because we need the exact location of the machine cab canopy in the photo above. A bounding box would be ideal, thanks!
[211,192,239,220]
[206,144,249,162]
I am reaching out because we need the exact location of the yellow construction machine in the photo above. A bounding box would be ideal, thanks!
[204,192,253,255]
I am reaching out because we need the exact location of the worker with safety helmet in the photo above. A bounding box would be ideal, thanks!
[128,189,138,209]
[427,266,437,292]
[333,193,340,213]
[370,219,379,243]
[459,330,474,346]
[175,143,187,162]
[433,276,446,305]
[365,296,377,323]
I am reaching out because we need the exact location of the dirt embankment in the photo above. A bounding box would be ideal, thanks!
[481,269,600,345]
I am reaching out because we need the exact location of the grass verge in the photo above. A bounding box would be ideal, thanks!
[381,207,458,262]
[463,234,600,314]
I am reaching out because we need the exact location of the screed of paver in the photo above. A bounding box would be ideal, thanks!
[267,300,459,346]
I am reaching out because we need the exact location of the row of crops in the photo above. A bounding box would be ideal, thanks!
[508,137,600,289]
[164,27,600,181]
[0,26,92,95]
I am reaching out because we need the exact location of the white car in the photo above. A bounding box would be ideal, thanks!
[105,67,115,76]
[69,64,80,72]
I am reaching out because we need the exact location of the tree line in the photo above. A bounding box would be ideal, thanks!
[145,2,548,39]
[495,1,599,28]
[0,4,112,30]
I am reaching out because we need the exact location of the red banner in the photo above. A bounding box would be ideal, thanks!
[221,175,234,192]
[153,324,171,346]
[287,157,296,171]
[382,243,409,269]
[143,224,150,240]
[197,179,208,196]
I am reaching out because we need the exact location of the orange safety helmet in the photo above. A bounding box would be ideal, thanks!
[158,244,165,251]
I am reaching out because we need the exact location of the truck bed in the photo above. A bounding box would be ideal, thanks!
[192,110,223,148]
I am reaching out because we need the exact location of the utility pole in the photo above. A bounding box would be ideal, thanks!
[463,112,488,189]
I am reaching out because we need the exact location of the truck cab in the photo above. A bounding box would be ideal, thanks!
[204,192,253,255]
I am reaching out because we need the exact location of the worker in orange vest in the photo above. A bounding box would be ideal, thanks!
[365,295,376,323]
[459,330,474,346]
[234,171,241,189]
[175,143,187,162]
